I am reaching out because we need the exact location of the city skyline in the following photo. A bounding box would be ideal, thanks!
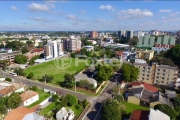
[0,1,180,31]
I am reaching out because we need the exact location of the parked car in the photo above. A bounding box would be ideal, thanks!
[9,72,17,76]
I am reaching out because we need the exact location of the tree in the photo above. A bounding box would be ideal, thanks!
[42,74,54,83]
[77,80,94,90]
[14,54,27,64]
[95,65,113,82]
[114,95,124,103]
[172,94,180,111]
[150,56,175,66]
[14,67,26,76]
[122,63,139,82]
[81,99,89,108]
[21,47,29,54]
[65,94,78,106]
[31,86,38,91]
[63,74,75,88]
[7,92,21,109]
[102,99,121,120]
[29,55,40,65]
[52,94,59,102]
[0,105,7,114]
[27,72,34,79]
[164,44,180,63]
[154,104,177,120]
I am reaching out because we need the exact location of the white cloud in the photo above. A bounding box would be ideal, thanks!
[11,6,18,10]
[29,17,45,21]
[67,15,78,20]
[159,9,172,13]
[28,3,52,11]
[170,12,180,16]
[99,5,114,11]
[118,9,153,19]
[80,10,86,14]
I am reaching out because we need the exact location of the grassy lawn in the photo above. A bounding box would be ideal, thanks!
[67,105,83,117]
[40,102,56,115]
[28,89,51,108]
[122,102,150,114]
[25,58,88,84]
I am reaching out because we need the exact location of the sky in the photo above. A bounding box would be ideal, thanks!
[0,1,180,31]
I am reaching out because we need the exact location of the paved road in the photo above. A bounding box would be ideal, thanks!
[83,81,118,120]
[0,70,90,101]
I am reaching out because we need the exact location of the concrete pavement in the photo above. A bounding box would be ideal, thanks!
[0,70,90,101]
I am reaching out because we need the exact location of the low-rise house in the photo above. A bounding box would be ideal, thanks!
[4,107,45,120]
[136,49,154,61]
[20,90,39,106]
[0,83,25,97]
[83,45,94,51]
[56,107,75,120]
[127,82,173,108]
[129,110,150,120]
[149,108,170,120]
[129,108,170,120]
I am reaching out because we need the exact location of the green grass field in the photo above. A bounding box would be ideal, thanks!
[122,102,149,114]
[25,58,88,84]
[40,102,56,115]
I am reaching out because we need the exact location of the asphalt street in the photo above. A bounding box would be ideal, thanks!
[83,81,118,120]
[0,70,90,101]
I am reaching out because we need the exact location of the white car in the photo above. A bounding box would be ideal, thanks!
[10,72,17,76]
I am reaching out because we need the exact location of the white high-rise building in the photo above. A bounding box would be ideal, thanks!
[138,30,145,38]
[44,40,64,60]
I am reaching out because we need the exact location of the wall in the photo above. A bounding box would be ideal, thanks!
[23,94,39,106]
[15,87,25,93]
[39,97,51,106]
[127,96,140,105]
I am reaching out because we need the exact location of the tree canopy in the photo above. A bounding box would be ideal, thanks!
[150,56,176,66]
[14,54,27,64]
[42,74,54,83]
[154,104,177,120]
[7,92,21,109]
[63,74,75,88]
[164,44,180,63]
[95,65,113,82]
[65,94,78,106]
[102,99,121,120]
[121,63,139,82]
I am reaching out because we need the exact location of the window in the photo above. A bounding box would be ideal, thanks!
[163,70,166,72]
[147,75,149,77]
[162,77,164,79]
[142,77,144,80]
[156,76,159,78]
[167,78,169,80]
[26,101,28,103]
[31,98,33,101]
[161,81,164,83]
[158,69,160,71]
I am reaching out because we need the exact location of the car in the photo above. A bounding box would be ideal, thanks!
[10,72,17,76]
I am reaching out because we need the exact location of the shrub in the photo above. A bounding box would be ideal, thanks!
[31,86,38,91]
[5,78,12,82]
[27,72,34,79]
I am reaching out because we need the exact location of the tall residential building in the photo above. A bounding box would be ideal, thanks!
[152,35,176,53]
[137,30,145,38]
[64,36,82,51]
[136,35,155,48]
[136,50,154,61]
[134,63,178,85]
[126,30,134,40]
[118,30,126,38]
[44,40,63,60]
[90,31,98,38]
[0,51,21,63]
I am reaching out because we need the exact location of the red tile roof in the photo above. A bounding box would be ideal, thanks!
[130,82,142,86]
[155,44,175,49]
[32,48,44,53]
[142,82,158,93]
[4,107,35,120]
[115,51,123,55]
[129,110,149,120]
[20,90,38,102]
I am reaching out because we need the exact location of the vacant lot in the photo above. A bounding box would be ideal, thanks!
[25,58,88,84]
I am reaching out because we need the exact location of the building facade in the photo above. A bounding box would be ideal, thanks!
[68,36,81,52]
[90,31,98,38]
[134,63,178,85]
[126,30,134,40]
[56,107,75,120]
[0,51,21,63]
[137,35,155,48]
[136,50,154,61]
[44,40,63,59]
[118,30,126,38]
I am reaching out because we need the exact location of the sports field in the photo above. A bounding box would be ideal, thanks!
[25,58,89,84]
